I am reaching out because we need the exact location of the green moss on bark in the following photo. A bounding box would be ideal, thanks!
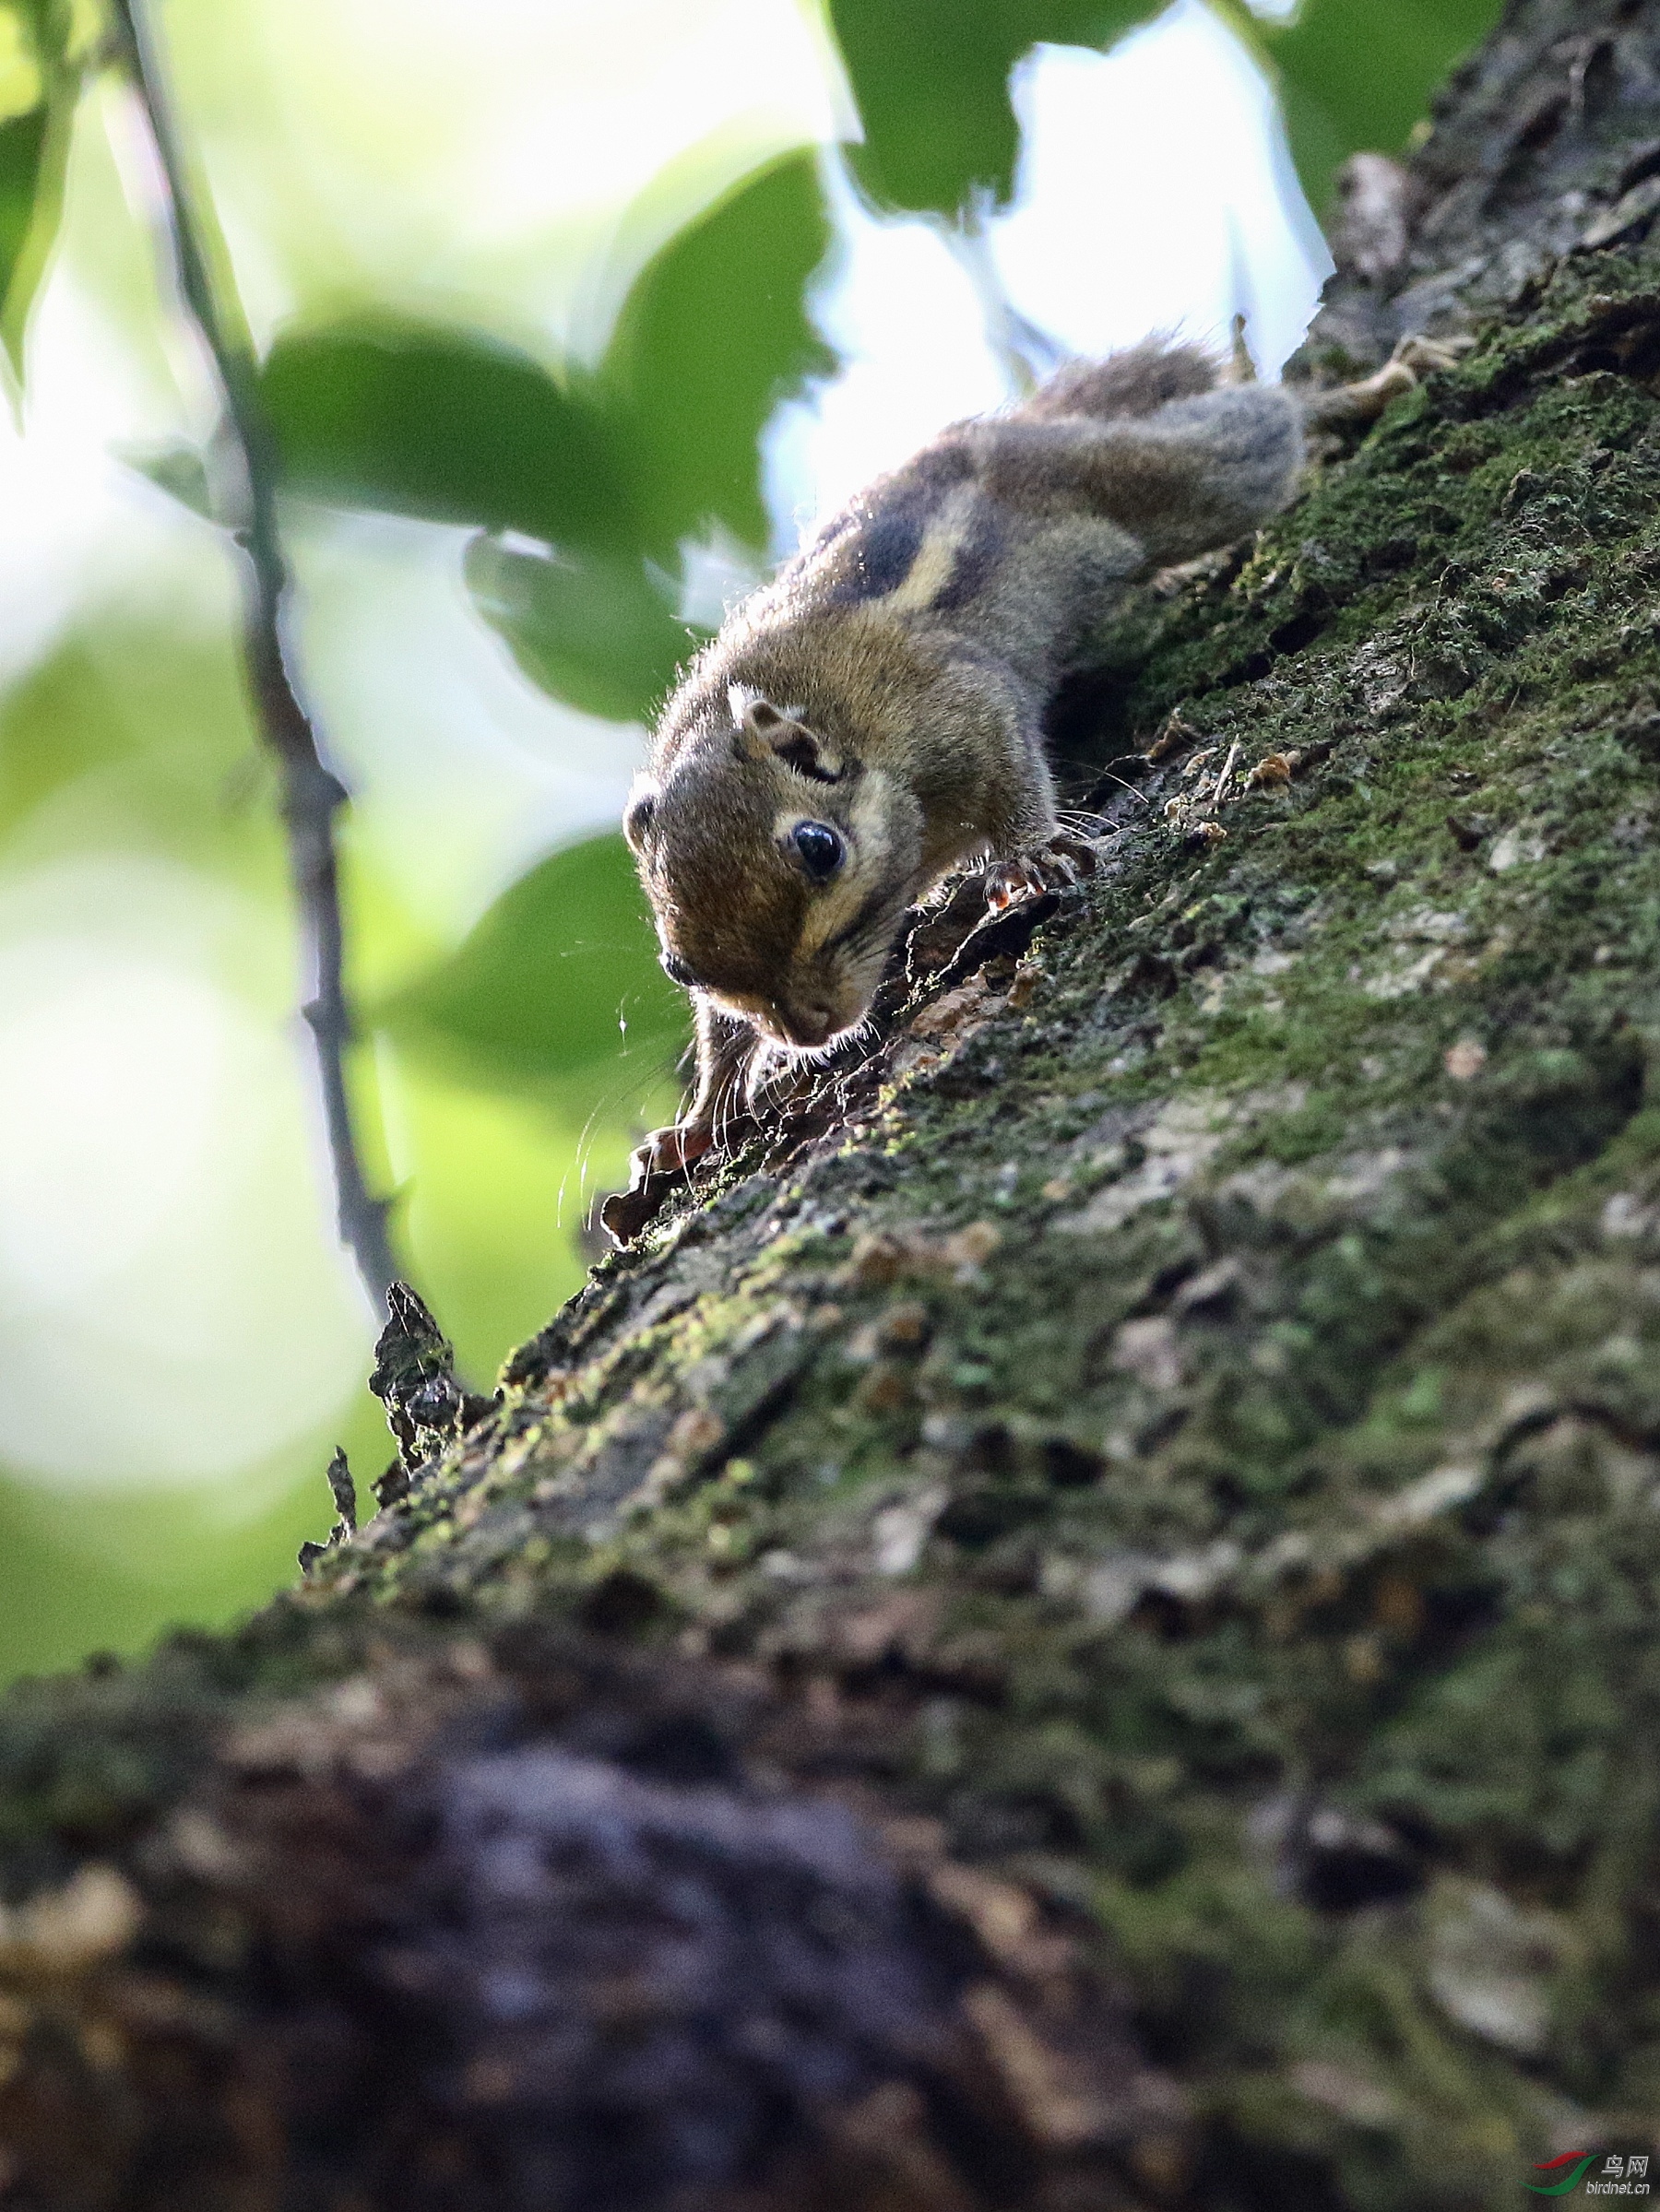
[297,259,1660,2204]
[10,231,1660,2212]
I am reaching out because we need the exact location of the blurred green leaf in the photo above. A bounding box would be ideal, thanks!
[603,150,834,554]
[370,1050,648,1385]
[0,632,282,902]
[264,157,837,590]
[117,434,215,518]
[0,101,48,346]
[1256,0,1505,213]
[251,161,840,727]
[64,0,103,64]
[466,535,698,727]
[381,832,685,1083]
[826,0,1161,215]
[0,0,44,117]
[260,320,641,555]
[457,155,835,717]
[0,1,77,381]
[0,1462,356,1683]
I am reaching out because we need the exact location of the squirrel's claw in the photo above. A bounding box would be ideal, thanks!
[985,858,1053,909]
[984,834,1102,910]
[1307,332,1475,427]
[1048,830,1106,872]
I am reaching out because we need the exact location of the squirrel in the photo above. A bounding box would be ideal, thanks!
[615,335,1434,1207]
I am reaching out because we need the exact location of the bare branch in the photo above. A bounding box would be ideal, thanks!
[110,0,398,1313]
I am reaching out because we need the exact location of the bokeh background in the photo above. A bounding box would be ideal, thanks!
[0,0,1499,1678]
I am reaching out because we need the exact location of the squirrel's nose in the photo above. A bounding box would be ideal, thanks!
[780,1002,833,1047]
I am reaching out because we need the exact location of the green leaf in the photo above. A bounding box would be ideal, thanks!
[259,320,640,556]
[0,5,43,122]
[1257,0,1505,214]
[263,158,835,578]
[466,535,699,727]
[0,1,76,382]
[825,0,1161,216]
[602,150,835,554]
[379,833,686,1084]
[457,155,835,716]
[116,435,215,519]
[0,103,47,340]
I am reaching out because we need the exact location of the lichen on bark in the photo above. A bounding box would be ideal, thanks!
[6,6,1660,2204]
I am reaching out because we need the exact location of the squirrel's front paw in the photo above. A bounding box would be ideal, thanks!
[634,1120,715,1181]
[599,1121,715,1247]
[984,833,1102,910]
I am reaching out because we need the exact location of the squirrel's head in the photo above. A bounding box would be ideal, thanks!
[625,686,924,1051]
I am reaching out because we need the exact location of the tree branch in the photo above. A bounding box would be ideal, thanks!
[110,0,398,1314]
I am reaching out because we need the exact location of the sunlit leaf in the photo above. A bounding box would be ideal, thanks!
[603,150,834,555]
[64,0,105,65]
[0,6,42,122]
[1257,0,1505,213]
[826,0,1161,215]
[466,534,698,727]
[380,833,685,1084]
[260,320,640,555]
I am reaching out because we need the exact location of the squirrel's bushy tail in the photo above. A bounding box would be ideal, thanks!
[1016,338,1218,425]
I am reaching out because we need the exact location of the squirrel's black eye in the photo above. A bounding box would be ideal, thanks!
[792,821,843,881]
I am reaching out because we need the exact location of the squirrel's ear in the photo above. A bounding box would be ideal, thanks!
[729,686,843,782]
[622,778,658,850]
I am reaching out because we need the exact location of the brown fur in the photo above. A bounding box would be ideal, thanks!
[622,338,1307,1172]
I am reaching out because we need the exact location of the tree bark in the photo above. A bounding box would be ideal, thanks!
[7,5,1660,2204]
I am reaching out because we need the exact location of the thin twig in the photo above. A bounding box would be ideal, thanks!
[111,0,397,1312]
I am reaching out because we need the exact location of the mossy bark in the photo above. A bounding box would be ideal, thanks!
[8,6,1660,2205]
